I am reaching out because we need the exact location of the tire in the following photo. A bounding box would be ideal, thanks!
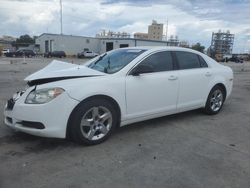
[68,98,118,145]
[204,85,225,115]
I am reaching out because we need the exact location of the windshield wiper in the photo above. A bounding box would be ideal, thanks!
[88,53,107,68]
[94,53,107,64]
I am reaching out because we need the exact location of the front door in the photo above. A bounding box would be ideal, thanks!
[125,51,179,119]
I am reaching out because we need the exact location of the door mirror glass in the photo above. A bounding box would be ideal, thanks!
[131,64,154,76]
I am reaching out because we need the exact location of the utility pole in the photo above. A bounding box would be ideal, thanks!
[60,0,63,34]
[166,18,168,41]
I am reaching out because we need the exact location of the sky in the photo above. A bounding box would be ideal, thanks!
[0,0,250,53]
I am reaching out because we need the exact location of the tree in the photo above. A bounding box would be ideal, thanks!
[191,43,205,53]
[12,34,35,48]
[16,34,35,44]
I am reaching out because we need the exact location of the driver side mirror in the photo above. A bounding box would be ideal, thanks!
[131,64,154,76]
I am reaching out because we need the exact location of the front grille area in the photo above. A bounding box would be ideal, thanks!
[6,99,15,110]
[6,117,13,124]
[18,121,45,129]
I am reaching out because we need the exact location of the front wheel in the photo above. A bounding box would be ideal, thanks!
[204,86,225,115]
[68,99,118,145]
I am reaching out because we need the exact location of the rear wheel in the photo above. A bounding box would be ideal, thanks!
[204,85,225,115]
[69,99,118,145]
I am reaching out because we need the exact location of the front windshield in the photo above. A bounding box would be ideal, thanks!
[88,49,146,74]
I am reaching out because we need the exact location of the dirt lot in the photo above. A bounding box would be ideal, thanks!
[0,57,250,188]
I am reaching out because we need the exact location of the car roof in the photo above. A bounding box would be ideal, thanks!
[117,46,208,59]
[122,46,200,53]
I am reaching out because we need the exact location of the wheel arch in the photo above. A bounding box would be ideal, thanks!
[208,83,227,102]
[215,83,227,98]
[66,94,121,139]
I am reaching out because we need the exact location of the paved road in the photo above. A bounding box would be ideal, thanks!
[0,58,250,188]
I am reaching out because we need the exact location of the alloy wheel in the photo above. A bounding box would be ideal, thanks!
[80,106,112,141]
[210,89,223,112]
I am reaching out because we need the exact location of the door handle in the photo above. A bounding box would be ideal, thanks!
[205,72,212,77]
[168,75,178,80]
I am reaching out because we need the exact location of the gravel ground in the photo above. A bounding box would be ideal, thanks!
[0,57,250,188]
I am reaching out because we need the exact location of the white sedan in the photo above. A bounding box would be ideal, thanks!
[83,51,99,58]
[4,47,233,145]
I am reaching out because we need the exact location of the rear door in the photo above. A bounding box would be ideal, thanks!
[174,51,212,110]
[125,51,179,119]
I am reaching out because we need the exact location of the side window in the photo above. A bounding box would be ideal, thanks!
[139,51,174,72]
[198,55,208,68]
[175,51,201,69]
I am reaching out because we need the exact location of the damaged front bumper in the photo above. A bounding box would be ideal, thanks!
[3,87,79,138]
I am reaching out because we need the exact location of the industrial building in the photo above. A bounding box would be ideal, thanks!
[96,30,130,38]
[210,30,234,60]
[134,32,149,40]
[35,33,178,56]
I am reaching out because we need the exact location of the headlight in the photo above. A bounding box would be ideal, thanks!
[25,88,65,104]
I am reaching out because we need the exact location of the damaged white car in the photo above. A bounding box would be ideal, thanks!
[4,47,233,145]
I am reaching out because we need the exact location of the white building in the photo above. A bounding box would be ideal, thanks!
[36,33,100,55]
[36,33,178,56]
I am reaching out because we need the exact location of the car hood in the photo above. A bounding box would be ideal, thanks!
[24,60,106,86]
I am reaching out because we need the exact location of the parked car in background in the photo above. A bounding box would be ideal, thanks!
[229,56,243,63]
[44,51,66,58]
[2,49,10,56]
[4,47,233,145]
[5,49,36,57]
[222,56,243,63]
[77,51,98,58]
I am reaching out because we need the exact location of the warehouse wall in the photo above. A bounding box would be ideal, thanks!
[99,39,135,54]
[99,39,169,54]
[36,34,171,55]
[36,34,100,55]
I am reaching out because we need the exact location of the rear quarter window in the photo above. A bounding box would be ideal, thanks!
[198,55,208,67]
